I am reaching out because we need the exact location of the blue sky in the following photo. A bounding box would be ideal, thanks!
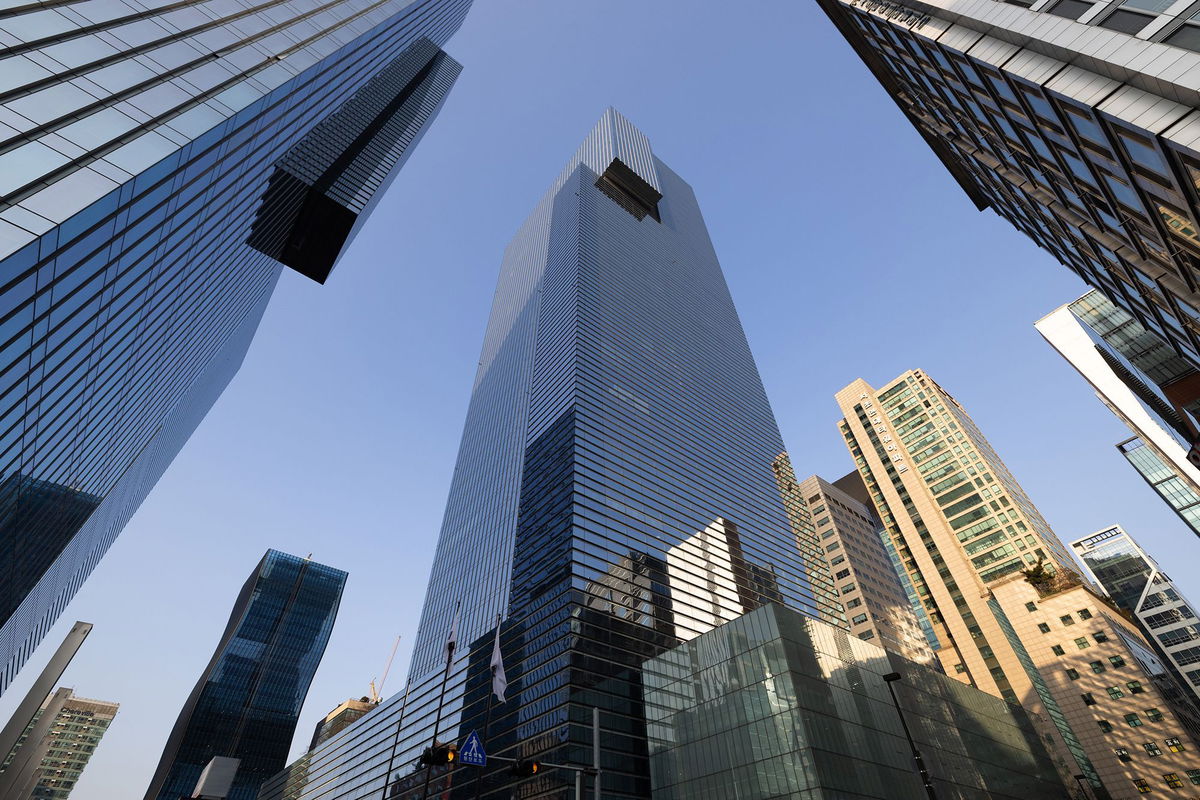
[3,2,1199,797]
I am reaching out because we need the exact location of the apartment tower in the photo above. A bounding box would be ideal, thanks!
[817,0,1200,451]
[0,0,472,696]
[0,688,117,799]
[838,369,1200,798]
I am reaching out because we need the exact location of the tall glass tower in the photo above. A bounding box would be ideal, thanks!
[144,550,347,800]
[0,0,472,697]
[258,109,839,800]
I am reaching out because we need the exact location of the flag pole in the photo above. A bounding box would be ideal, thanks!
[421,602,460,800]
[472,614,503,800]
[378,682,413,800]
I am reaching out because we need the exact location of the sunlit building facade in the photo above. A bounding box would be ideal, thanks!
[837,369,1200,798]
[259,109,839,800]
[0,688,117,799]
[817,0,1200,449]
[798,473,939,663]
[1073,526,1200,704]
[0,0,471,697]
[1039,290,1200,538]
[144,551,347,800]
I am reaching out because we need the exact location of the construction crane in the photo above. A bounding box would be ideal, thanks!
[368,635,401,705]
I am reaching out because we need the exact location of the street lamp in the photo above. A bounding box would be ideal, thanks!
[882,672,937,800]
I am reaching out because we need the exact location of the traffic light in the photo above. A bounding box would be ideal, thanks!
[509,759,540,778]
[420,743,457,766]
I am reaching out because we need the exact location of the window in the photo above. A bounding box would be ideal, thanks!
[1110,655,1126,668]
[1094,631,1109,643]
[1098,8,1154,34]
[1109,686,1126,699]
[1133,777,1151,793]
[1076,637,1092,649]
[1166,737,1184,752]
[1052,645,1066,655]
[1098,719,1114,733]
[1090,660,1106,673]
[1127,713,1144,727]
[846,598,862,609]
[1079,608,1093,620]
[1026,601,1038,612]
[1116,747,1133,762]
[835,568,851,580]
[851,613,868,625]
[841,583,856,594]
[1187,768,1200,785]
[1047,0,1093,18]
[1083,693,1097,706]
[1061,614,1076,626]
[859,631,874,641]
[1038,622,1051,633]
[1144,742,1163,756]
[1066,668,1080,680]
[954,663,967,674]
[1128,681,1145,694]
[1165,773,1184,789]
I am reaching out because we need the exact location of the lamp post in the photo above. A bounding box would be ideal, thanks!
[882,672,937,800]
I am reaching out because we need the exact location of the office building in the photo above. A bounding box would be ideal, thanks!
[817,0,1200,438]
[144,550,347,800]
[838,369,1200,797]
[0,0,472,696]
[309,698,376,751]
[0,688,118,800]
[1074,526,1200,702]
[798,473,939,663]
[1039,291,1200,537]
[259,109,840,800]
[643,603,1068,800]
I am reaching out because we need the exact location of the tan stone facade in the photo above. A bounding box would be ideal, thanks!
[798,473,937,665]
[837,368,1200,799]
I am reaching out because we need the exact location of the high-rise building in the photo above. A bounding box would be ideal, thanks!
[816,0,1200,439]
[837,369,1200,798]
[1039,290,1200,537]
[259,109,841,800]
[0,0,472,697]
[309,698,377,751]
[1073,526,1200,704]
[798,473,939,663]
[144,550,347,800]
[0,688,118,800]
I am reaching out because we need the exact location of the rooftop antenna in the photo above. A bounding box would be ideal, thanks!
[369,635,401,705]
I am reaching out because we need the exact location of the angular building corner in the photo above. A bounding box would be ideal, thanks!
[816,0,1200,465]
[0,0,473,697]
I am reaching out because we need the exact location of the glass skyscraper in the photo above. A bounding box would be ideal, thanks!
[144,550,347,800]
[259,109,840,800]
[0,0,472,697]
[816,0,1200,447]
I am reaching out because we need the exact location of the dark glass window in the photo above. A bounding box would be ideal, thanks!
[1116,747,1132,762]
[1098,9,1154,33]
[1047,0,1094,18]
[1165,23,1200,52]
[1038,622,1051,633]
[1067,668,1081,680]
[1082,692,1097,705]
[1147,708,1164,722]
[1144,741,1163,756]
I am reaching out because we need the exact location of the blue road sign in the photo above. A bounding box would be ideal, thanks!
[459,730,486,766]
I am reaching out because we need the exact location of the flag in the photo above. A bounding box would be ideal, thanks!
[445,604,460,666]
[490,618,507,703]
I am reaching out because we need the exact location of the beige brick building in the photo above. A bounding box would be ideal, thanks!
[797,473,938,666]
[837,369,1200,799]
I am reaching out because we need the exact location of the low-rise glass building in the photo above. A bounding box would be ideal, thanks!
[642,603,1068,800]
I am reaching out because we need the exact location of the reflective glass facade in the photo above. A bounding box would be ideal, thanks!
[0,0,471,697]
[643,603,1067,800]
[259,109,838,800]
[817,0,1200,433]
[144,550,347,800]
[1073,526,1200,702]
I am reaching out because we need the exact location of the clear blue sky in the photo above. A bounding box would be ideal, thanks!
[3,2,1198,797]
